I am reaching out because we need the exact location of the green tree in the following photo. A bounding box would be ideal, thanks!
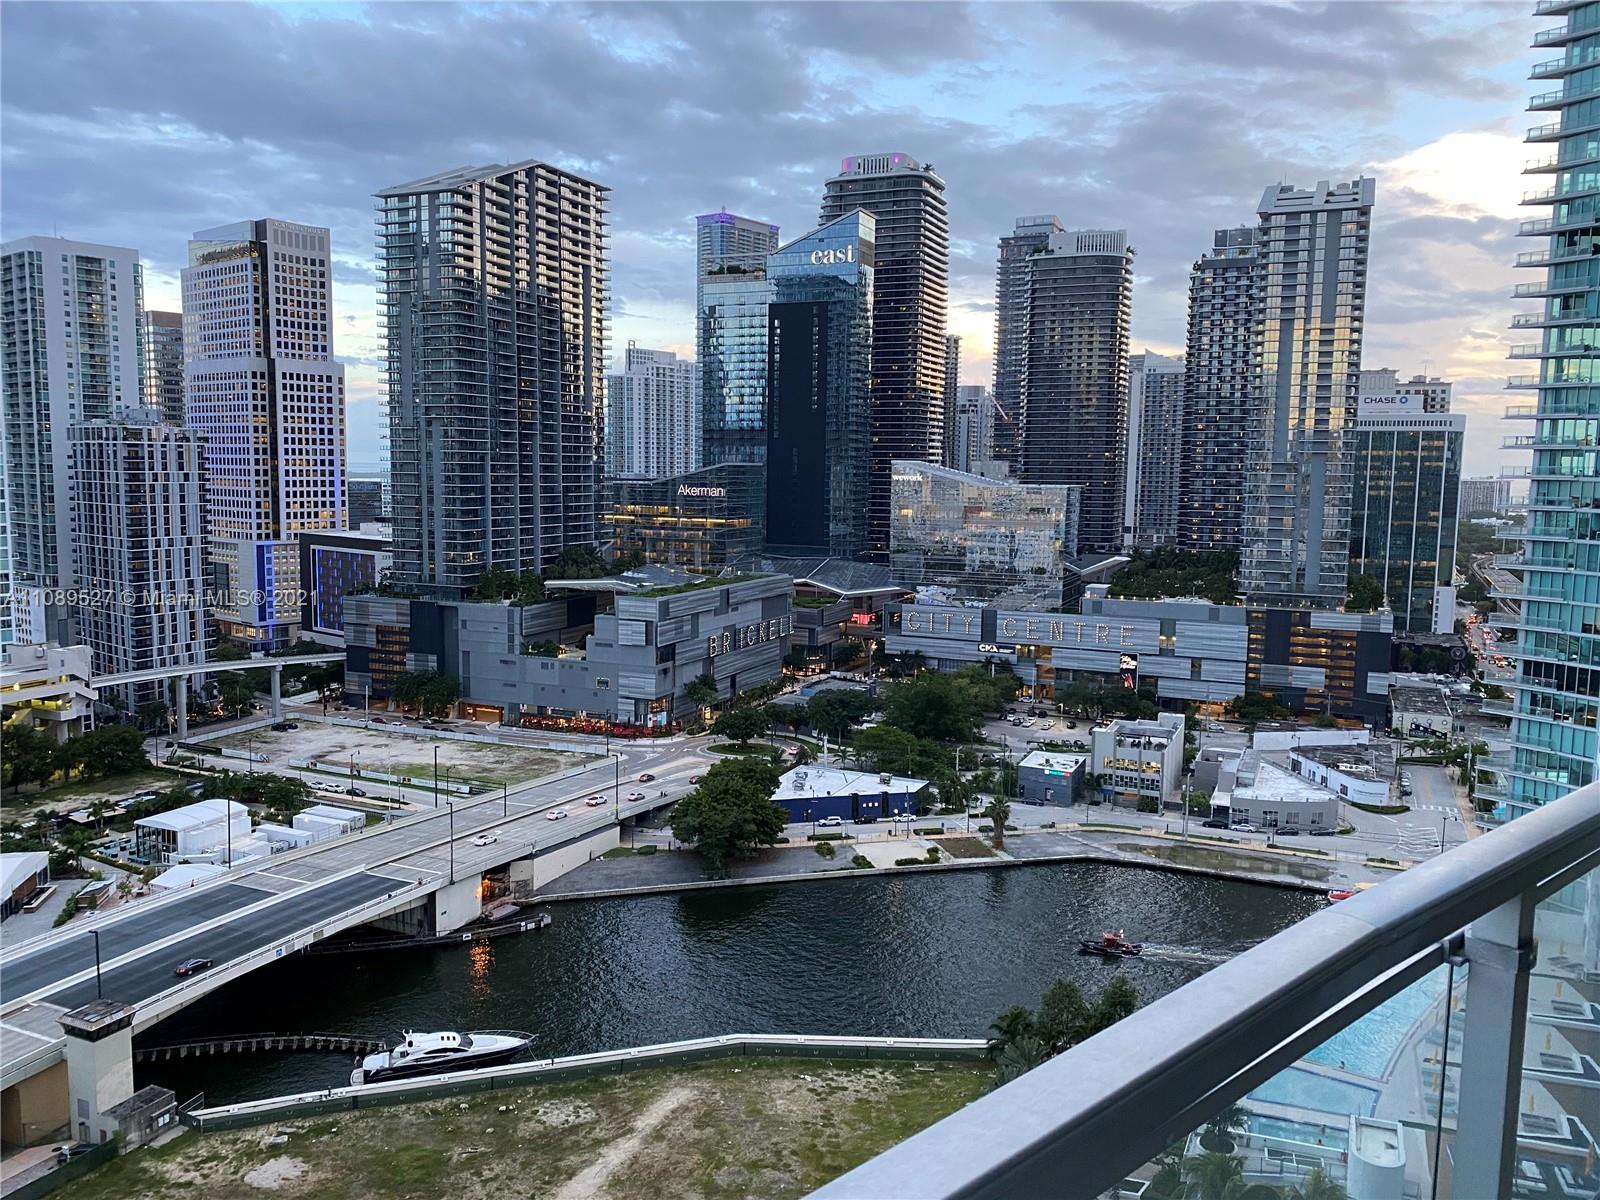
[1,722,59,791]
[549,544,609,581]
[882,673,982,742]
[1200,1102,1249,1153]
[851,726,945,776]
[931,767,973,814]
[669,758,785,876]
[1092,974,1140,1033]
[802,689,875,742]
[990,1033,1052,1089]
[683,674,720,710]
[985,1005,1036,1061]
[471,565,520,601]
[711,705,771,746]
[1183,1151,1246,1200]
[217,672,257,717]
[1289,1166,1348,1200]
[1345,572,1386,613]
[1036,979,1090,1051]
[983,795,1011,849]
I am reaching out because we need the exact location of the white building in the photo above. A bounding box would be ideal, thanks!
[606,344,698,479]
[71,410,209,713]
[1358,368,1452,414]
[133,799,250,865]
[1090,712,1185,807]
[1214,753,1340,831]
[0,642,96,741]
[293,803,364,840]
[952,384,1000,476]
[1,237,146,643]
[184,218,347,650]
[1125,351,1184,549]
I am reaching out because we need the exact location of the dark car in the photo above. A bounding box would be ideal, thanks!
[270,721,299,732]
[173,957,213,978]
[1275,826,1301,837]
[1309,827,1338,837]
[344,786,367,797]
[1201,819,1228,829]
[639,773,656,782]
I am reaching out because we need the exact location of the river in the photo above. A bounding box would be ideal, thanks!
[137,862,1322,1104]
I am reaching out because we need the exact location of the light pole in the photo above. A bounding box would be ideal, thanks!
[502,779,508,818]
[92,929,103,1000]
[1181,767,1192,844]
[433,745,439,808]
[440,765,457,883]
[613,756,621,824]
[349,751,358,795]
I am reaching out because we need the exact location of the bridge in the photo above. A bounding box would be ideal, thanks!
[0,741,709,1146]
[88,654,345,737]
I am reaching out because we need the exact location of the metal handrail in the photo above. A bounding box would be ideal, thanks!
[808,782,1600,1200]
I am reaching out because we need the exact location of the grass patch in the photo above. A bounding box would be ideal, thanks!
[2,767,186,813]
[602,847,636,858]
[1349,801,1410,815]
[934,836,996,859]
[707,743,777,757]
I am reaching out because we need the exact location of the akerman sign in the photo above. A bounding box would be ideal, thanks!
[677,485,726,498]
[902,607,1136,647]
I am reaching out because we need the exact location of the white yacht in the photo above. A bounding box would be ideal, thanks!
[351,1029,535,1085]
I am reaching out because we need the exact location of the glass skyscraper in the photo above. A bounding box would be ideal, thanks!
[1240,180,1374,609]
[764,211,875,559]
[1494,2,1600,817]
[695,209,779,476]
[992,216,1062,470]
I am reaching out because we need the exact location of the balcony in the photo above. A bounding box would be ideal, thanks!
[1518,211,1600,236]
[811,785,1600,1200]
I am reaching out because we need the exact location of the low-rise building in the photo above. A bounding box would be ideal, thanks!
[1090,712,1185,808]
[1214,752,1340,831]
[1390,683,1453,740]
[771,765,929,823]
[732,555,902,669]
[132,799,249,865]
[1017,750,1087,805]
[0,642,97,741]
[0,851,49,919]
[1289,747,1392,809]
[293,803,366,839]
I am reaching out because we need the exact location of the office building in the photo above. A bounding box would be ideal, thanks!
[771,765,930,824]
[1126,351,1185,548]
[605,344,698,479]
[298,527,393,648]
[1246,605,1393,723]
[992,215,1062,468]
[697,212,778,475]
[0,642,96,741]
[1091,712,1186,808]
[347,478,384,526]
[1179,225,1258,552]
[1359,368,1453,414]
[1240,179,1375,608]
[143,310,185,426]
[1,237,145,642]
[71,411,209,712]
[1460,476,1513,515]
[1016,229,1135,551]
[1493,7,1600,819]
[183,218,346,649]
[943,333,961,466]
[821,153,949,554]
[1349,404,1465,636]
[952,384,996,475]
[607,462,764,573]
[764,211,875,558]
[889,460,1080,610]
[0,438,11,646]
[377,161,607,593]
[1017,751,1087,806]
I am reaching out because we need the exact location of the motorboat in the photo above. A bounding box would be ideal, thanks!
[351,1029,535,1085]
[1079,931,1143,958]
[1326,883,1374,905]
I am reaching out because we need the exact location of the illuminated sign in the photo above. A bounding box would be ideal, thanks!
[1120,651,1139,691]
[676,485,726,498]
[706,615,794,658]
[977,643,1014,654]
[899,608,1136,648]
[808,245,857,266]
[848,612,876,627]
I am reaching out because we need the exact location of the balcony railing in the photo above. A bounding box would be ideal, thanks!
[810,784,1600,1200]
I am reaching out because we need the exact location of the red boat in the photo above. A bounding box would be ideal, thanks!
[1326,883,1373,905]
[1079,931,1143,958]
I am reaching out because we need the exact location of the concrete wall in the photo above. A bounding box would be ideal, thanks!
[508,826,619,899]
[0,1061,67,1148]
[431,876,484,934]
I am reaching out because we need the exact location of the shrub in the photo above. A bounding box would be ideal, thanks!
[53,895,78,927]
[925,847,941,862]
[815,841,836,859]
[635,844,657,856]
[1350,801,1410,815]
[850,854,872,869]
[914,826,942,835]
[807,831,847,841]
[894,857,925,867]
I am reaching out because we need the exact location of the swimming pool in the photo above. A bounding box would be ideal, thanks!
[1248,1067,1379,1116]
[1303,969,1448,1079]
[1248,1114,1351,1152]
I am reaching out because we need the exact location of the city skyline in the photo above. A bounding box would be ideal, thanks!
[0,2,1534,477]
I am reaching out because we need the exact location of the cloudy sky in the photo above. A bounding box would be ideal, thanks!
[1,1,1534,476]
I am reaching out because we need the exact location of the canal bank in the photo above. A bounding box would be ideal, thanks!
[132,861,1322,1107]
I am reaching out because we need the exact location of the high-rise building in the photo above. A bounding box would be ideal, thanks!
[696,211,778,478]
[184,218,346,649]
[1,237,146,643]
[1016,229,1135,551]
[1349,405,1465,636]
[1358,368,1453,413]
[1240,179,1375,609]
[952,384,995,475]
[943,334,961,466]
[992,216,1063,468]
[0,436,10,646]
[607,462,764,573]
[1127,352,1185,549]
[1460,476,1512,515]
[1179,226,1258,552]
[889,460,1080,611]
[144,309,185,426]
[347,479,385,527]
[820,153,949,555]
[1493,7,1600,818]
[71,410,209,712]
[606,344,699,479]
[764,211,875,558]
[377,162,607,593]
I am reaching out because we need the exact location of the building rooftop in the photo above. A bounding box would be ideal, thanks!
[729,554,902,599]
[134,798,245,833]
[375,159,606,196]
[1291,745,1386,783]
[1390,684,1452,716]
[0,851,48,896]
[1231,757,1335,806]
[1018,751,1087,775]
[774,766,928,802]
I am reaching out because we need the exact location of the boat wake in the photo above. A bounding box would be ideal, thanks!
[1132,944,1235,966]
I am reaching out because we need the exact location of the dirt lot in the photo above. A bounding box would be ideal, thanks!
[0,768,187,819]
[54,1057,987,1200]
[205,724,592,789]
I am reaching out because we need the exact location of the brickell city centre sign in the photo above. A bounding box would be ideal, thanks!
[707,615,794,658]
[902,607,1136,648]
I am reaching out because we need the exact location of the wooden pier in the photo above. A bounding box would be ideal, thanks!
[134,1033,385,1062]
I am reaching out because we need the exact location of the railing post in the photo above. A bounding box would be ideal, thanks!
[1453,890,1538,1194]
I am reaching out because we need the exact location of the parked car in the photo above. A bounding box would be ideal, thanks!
[1309,827,1338,837]
[1041,721,1055,731]
[688,775,701,784]
[1230,822,1257,833]
[173,957,213,978]
[1063,721,1078,729]
[817,816,844,828]
[371,716,387,724]
[584,795,605,807]
[639,773,656,782]
[270,721,297,732]
[344,786,367,797]
[471,833,499,847]
[1275,826,1302,837]
[1201,819,1228,829]
[545,809,569,821]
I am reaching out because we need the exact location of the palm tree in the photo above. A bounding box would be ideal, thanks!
[984,1005,1035,1061]
[1288,1166,1347,1200]
[1183,1152,1245,1200]
[989,1033,1051,1089]
[1201,1102,1249,1152]
[984,796,1012,850]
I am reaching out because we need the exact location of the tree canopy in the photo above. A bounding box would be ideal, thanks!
[389,670,461,716]
[711,705,772,745]
[984,973,1141,1089]
[1345,572,1386,613]
[669,758,787,875]
[1109,548,1239,606]
[800,688,875,741]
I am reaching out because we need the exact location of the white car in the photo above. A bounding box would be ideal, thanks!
[1041,721,1054,731]
[1024,717,1037,727]
[545,809,568,821]
[627,791,646,802]
[817,815,844,827]
[584,795,605,807]
[471,833,499,847]
[1230,822,1256,833]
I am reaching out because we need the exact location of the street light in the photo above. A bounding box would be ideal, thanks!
[91,929,103,1000]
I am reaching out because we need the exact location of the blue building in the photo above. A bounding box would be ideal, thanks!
[771,765,928,824]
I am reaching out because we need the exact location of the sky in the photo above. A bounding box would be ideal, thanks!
[0,0,1537,478]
